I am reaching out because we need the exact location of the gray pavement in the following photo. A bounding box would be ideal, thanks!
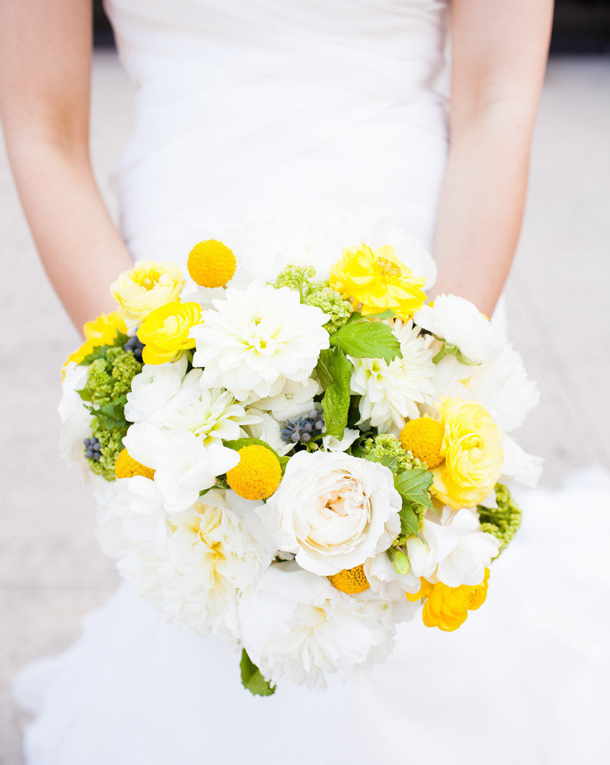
[0,52,609,764]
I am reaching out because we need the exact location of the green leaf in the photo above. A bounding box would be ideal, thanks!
[399,500,420,536]
[432,342,479,366]
[364,453,400,473]
[393,468,433,509]
[240,649,276,697]
[94,401,129,430]
[329,320,402,363]
[316,348,352,439]
[78,331,129,366]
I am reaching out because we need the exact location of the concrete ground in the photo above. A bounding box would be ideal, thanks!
[1,52,609,763]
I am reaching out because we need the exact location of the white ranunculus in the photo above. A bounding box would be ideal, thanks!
[123,423,239,514]
[254,378,322,421]
[59,362,92,470]
[258,451,401,575]
[414,294,502,364]
[124,356,188,424]
[238,562,399,691]
[502,435,544,487]
[413,507,500,587]
[190,282,330,402]
[350,319,437,435]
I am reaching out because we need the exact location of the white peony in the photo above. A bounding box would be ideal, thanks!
[107,476,167,547]
[258,451,401,575]
[460,346,540,433]
[238,562,400,691]
[191,282,329,402]
[414,294,502,363]
[254,378,322,421]
[59,362,92,470]
[100,489,272,640]
[124,356,188,424]
[413,507,500,587]
[123,423,239,514]
[150,369,261,444]
[350,319,437,435]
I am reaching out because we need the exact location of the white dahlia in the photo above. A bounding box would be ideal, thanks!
[350,319,437,435]
[191,282,330,402]
[238,562,399,691]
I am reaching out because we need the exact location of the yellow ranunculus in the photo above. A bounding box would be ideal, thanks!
[329,244,427,319]
[110,261,185,328]
[138,301,202,365]
[406,569,490,631]
[431,398,503,509]
[63,311,127,374]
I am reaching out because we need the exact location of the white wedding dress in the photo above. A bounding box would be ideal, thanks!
[14,1,610,763]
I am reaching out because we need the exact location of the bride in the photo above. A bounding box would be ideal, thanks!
[3,1,608,764]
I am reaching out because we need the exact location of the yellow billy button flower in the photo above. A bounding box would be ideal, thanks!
[138,300,202,365]
[328,565,370,594]
[114,448,155,480]
[329,244,427,319]
[399,416,445,469]
[431,398,503,509]
[226,445,282,501]
[63,311,127,376]
[407,569,490,631]
[187,240,237,288]
[111,261,185,328]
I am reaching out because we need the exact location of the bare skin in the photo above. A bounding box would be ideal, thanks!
[0,0,553,328]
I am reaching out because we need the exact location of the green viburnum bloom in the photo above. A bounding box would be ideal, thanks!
[477,483,523,554]
[87,420,127,481]
[359,433,426,474]
[269,264,316,298]
[80,346,142,481]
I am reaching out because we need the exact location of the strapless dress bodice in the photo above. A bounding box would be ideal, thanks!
[104,0,450,265]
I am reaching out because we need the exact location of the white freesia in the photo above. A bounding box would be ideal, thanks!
[151,369,261,444]
[413,507,500,587]
[123,423,239,514]
[191,282,330,402]
[254,378,322,421]
[322,428,360,453]
[258,451,401,575]
[502,435,544,487]
[350,319,436,435]
[59,362,92,470]
[414,294,502,363]
[124,356,188,424]
[238,562,399,691]
[244,412,294,457]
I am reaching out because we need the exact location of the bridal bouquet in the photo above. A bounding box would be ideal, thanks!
[60,217,542,694]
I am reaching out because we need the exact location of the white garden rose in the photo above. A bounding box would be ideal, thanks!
[238,562,399,691]
[414,294,502,363]
[258,451,401,575]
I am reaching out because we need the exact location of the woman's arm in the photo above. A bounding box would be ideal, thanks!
[0,0,133,331]
[432,0,554,316]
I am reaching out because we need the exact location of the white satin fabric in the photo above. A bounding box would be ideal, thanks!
[14,1,610,763]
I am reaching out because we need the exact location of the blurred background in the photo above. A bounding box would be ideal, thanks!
[1,2,609,763]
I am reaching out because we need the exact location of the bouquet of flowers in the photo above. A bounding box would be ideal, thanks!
[60,216,542,694]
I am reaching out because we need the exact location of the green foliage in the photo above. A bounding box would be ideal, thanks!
[477,483,522,555]
[393,469,433,509]
[86,420,126,481]
[79,331,129,365]
[306,283,353,333]
[398,499,422,537]
[329,319,402,363]
[316,348,352,439]
[240,649,276,697]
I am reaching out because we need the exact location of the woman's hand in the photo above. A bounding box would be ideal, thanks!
[0,0,134,332]
[432,0,554,317]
